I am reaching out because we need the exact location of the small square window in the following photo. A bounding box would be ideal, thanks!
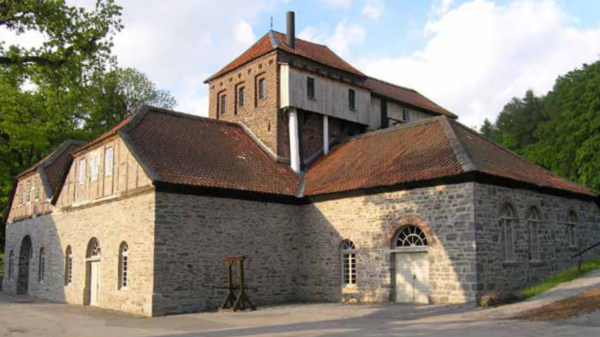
[307,77,315,99]
[348,89,356,110]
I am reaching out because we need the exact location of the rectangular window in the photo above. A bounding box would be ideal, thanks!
[238,87,245,108]
[504,219,515,261]
[348,89,356,110]
[402,108,411,123]
[258,78,266,100]
[307,77,315,99]
[25,180,31,203]
[34,178,40,200]
[104,147,114,177]
[90,151,99,181]
[78,158,86,185]
[18,185,23,206]
[343,252,357,285]
[219,94,226,115]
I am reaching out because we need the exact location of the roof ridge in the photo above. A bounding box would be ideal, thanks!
[366,76,418,93]
[449,119,594,193]
[439,117,477,173]
[271,30,328,47]
[143,105,241,127]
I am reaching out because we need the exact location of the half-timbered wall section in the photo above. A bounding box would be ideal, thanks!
[7,173,52,223]
[56,137,152,209]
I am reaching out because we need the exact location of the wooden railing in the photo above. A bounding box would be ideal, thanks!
[572,241,600,272]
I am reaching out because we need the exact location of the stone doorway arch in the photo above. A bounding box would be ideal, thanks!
[17,236,32,295]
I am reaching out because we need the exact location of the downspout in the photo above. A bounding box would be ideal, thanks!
[289,107,301,173]
[323,115,329,155]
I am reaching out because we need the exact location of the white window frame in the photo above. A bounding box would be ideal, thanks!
[341,240,357,287]
[34,178,40,201]
[119,242,129,290]
[25,180,31,203]
[104,147,114,177]
[77,158,87,185]
[90,151,100,181]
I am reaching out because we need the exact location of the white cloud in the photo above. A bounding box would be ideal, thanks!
[362,0,384,19]
[431,0,455,16]
[356,0,600,127]
[299,21,366,57]
[232,20,257,51]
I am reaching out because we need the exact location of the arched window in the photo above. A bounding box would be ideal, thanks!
[8,250,14,280]
[501,204,516,261]
[119,242,129,289]
[39,248,45,282]
[65,246,73,285]
[341,240,356,286]
[89,239,101,259]
[528,207,541,261]
[568,211,578,247]
[395,226,429,248]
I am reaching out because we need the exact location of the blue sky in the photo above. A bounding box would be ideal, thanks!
[4,0,600,127]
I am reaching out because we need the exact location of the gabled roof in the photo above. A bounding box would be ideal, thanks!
[363,77,457,118]
[16,140,85,199]
[206,30,364,82]
[304,117,596,198]
[119,107,300,197]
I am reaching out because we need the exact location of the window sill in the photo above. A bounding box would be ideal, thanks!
[342,285,358,293]
[307,96,316,101]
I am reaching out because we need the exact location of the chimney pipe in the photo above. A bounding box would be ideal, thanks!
[286,11,295,49]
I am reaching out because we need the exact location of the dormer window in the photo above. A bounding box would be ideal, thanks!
[307,77,315,99]
[348,89,356,110]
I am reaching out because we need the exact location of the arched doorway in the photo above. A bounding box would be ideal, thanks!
[392,225,430,304]
[85,238,102,306]
[17,236,33,295]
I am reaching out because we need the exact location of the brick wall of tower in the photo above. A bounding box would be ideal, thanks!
[208,51,280,156]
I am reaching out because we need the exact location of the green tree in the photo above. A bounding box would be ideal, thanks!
[83,67,177,136]
[530,61,600,191]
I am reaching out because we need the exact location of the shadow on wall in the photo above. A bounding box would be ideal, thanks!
[298,183,478,305]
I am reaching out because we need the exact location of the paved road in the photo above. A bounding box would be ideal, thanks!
[0,293,599,337]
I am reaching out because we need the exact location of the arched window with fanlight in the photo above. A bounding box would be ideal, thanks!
[119,242,129,289]
[341,240,356,286]
[65,246,73,286]
[394,226,429,248]
[501,204,516,262]
[528,207,541,261]
[568,211,578,247]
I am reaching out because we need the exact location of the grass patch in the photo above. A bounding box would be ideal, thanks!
[519,257,600,300]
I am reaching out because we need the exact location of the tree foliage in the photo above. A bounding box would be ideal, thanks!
[0,1,176,247]
[481,60,600,192]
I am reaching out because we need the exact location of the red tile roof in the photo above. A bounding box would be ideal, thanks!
[363,77,456,118]
[304,117,596,198]
[304,119,464,196]
[123,107,300,196]
[206,31,365,82]
[16,140,84,198]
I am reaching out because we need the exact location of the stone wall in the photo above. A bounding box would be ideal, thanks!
[300,183,478,304]
[2,189,156,316]
[474,183,600,299]
[152,192,303,315]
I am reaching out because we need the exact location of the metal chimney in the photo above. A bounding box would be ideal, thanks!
[286,11,295,49]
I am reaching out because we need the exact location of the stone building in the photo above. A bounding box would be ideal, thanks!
[3,12,599,317]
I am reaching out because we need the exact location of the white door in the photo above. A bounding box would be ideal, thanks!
[395,252,429,304]
[90,262,100,306]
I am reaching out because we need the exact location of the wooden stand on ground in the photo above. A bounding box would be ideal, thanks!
[219,255,256,312]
